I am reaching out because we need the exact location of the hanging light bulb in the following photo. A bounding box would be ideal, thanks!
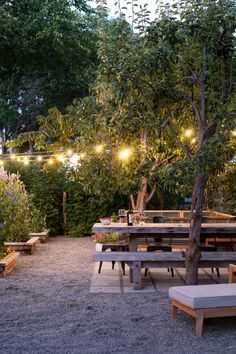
[95,145,104,153]
[67,149,73,156]
[80,153,85,159]
[10,154,16,160]
[48,158,54,165]
[184,129,193,138]
[118,148,132,160]
[37,156,42,162]
[56,154,64,162]
[70,154,80,165]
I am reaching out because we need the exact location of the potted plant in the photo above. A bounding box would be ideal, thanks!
[92,232,119,251]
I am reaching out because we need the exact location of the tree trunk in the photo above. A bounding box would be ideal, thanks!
[185,172,207,285]
[130,177,148,210]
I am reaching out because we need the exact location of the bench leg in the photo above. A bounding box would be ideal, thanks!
[121,261,125,275]
[98,261,103,274]
[196,310,204,337]
[133,261,142,290]
[172,301,178,320]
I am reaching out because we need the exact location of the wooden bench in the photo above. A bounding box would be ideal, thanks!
[0,252,20,277]
[29,229,50,243]
[92,252,236,290]
[4,236,40,255]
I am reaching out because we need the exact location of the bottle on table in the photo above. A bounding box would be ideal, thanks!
[127,207,134,226]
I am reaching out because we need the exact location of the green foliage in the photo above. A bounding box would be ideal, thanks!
[66,187,127,236]
[0,0,98,149]
[6,162,66,234]
[0,167,45,244]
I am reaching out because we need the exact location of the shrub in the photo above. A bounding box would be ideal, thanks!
[0,168,45,244]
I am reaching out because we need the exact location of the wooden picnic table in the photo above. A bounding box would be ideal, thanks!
[92,222,236,251]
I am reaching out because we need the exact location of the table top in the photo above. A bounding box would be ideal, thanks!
[92,222,236,235]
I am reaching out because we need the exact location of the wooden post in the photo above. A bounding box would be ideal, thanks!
[133,261,142,290]
[63,191,67,235]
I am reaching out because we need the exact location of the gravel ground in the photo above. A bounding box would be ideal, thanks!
[0,236,236,354]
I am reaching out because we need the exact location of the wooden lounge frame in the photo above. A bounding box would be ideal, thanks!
[229,264,236,283]
[0,252,20,277]
[171,299,236,337]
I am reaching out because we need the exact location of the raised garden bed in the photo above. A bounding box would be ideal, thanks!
[4,236,40,255]
[29,229,50,243]
[0,252,20,277]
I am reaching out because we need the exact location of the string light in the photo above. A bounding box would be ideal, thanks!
[48,158,54,165]
[56,154,64,162]
[70,154,80,165]
[37,156,42,162]
[67,149,73,155]
[191,138,196,144]
[184,129,193,138]
[80,153,85,159]
[95,145,104,153]
[118,148,132,160]
[10,154,16,160]
[0,160,4,166]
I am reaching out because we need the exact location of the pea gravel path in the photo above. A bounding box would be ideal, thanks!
[0,236,236,354]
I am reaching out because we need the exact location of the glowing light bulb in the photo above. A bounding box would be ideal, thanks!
[23,156,29,163]
[67,149,73,155]
[10,154,16,160]
[95,145,104,153]
[57,154,64,162]
[70,154,80,165]
[0,160,4,166]
[191,138,196,144]
[184,129,193,138]
[37,156,42,162]
[16,157,21,162]
[23,160,29,166]
[48,158,53,165]
[80,153,85,159]
[232,130,236,137]
[118,148,132,160]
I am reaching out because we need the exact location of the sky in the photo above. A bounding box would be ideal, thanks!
[91,0,161,21]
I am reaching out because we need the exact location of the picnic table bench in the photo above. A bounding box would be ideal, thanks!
[92,251,236,290]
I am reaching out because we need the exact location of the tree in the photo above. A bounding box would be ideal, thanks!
[7,0,236,284]
[0,0,98,151]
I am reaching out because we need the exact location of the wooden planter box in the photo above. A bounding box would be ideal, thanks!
[4,236,40,255]
[29,229,50,243]
[0,252,20,277]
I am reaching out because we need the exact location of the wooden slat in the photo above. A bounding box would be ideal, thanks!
[92,222,236,235]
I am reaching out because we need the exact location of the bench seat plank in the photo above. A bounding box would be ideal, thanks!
[92,252,236,290]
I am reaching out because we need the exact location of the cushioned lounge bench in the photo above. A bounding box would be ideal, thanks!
[169,283,236,336]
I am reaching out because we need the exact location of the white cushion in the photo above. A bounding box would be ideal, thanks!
[169,284,236,309]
